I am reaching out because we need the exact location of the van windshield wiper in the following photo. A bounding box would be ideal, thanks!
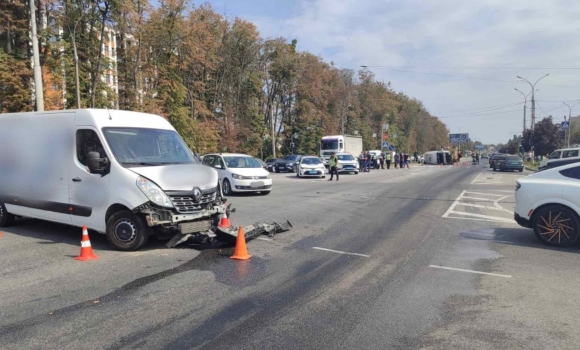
[123,162,163,167]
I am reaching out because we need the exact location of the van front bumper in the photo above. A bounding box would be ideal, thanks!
[143,203,227,226]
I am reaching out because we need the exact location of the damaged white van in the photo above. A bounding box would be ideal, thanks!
[0,109,229,251]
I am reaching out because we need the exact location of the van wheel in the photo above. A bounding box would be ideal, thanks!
[0,203,15,227]
[533,205,580,247]
[106,211,149,251]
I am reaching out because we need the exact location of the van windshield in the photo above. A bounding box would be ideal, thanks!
[103,128,197,166]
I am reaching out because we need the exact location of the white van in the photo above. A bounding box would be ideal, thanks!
[539,148,580,169]
[0,109,227,251]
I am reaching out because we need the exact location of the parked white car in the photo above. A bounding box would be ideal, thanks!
[336,153,360,174]
[297,156,326,178]
[515,162,580,247]
[202,153,272,195]
[539,147,580,169]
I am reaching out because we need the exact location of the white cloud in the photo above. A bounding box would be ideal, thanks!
[245,0,580,144]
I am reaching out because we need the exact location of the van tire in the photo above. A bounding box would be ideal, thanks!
[106,211,149,251]
[0,203,15,227]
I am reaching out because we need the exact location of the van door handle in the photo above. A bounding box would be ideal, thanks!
[72,177,82,182]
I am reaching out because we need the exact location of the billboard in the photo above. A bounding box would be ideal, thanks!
[449,133,469,144]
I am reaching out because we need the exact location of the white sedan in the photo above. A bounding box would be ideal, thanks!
[515,162,580,247]
[297,156,326,178]
[202,153,272,195]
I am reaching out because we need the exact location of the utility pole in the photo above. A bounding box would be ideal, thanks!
[29,0,44,111]
[517,74,550,131]
[514,88,534,134]
[271,104,276,158]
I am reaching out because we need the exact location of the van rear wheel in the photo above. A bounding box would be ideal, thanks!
[0,203,15,227]
[106,210,149,251]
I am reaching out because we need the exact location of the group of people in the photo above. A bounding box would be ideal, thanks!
[357,151,425,172]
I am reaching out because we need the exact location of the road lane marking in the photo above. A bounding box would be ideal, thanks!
[447,210,515,223]
[313,247,370,258]
[457,202,506,211]
[442,190,466,218]
[429,265,512,278]
[257,237,272,241]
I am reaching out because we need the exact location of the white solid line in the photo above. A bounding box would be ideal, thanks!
[470,173,483,184]
[465,191,505,197]
[257,237,272,241]
[313,247,370,258]
[456,202,505,211]
[442,190,466,218]
[429,265,512,278]
[461,196,497,201]
[449,210,515,223]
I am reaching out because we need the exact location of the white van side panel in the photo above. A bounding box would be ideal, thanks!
[0,111,75,223]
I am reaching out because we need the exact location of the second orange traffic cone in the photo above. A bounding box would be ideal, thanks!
[74,226,98,261]
[230,226,251,260]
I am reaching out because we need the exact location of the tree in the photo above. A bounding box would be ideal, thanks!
[523,117,562,156]
[0,48,32,113]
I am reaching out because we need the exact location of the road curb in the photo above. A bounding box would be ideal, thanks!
[524,166,537,172]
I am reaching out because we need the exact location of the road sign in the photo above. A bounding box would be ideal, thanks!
[372,133,377,138]
[389,145,395,151]
[392,134,397,139]
[382,134,389,140]
[562,121,570,130]
[449,133,469,144]
[382,123,389,131]
[475,144,486,150]
[382,142,389,148]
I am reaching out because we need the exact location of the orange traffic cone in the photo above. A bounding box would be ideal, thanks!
[230,226,251,260]
[74,226,98,261]
[218,212,231,229]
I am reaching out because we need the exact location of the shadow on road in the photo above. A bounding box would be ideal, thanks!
[460,227,580,253]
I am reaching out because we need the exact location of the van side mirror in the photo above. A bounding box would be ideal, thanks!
[214,164,223,170]
[87,151,109,175]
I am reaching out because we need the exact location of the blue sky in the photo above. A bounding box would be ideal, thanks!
[154,0,580,144]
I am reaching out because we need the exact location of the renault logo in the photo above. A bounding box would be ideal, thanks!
[193,188,202,202]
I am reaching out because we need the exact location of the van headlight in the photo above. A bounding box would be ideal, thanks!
[136,176,173,208]
[232,174,242,180]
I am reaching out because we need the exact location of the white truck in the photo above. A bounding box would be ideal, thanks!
[320,135,363,165]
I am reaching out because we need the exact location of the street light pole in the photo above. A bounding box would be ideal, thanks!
[516,74,550,131]
[514,88,534,134]
[29,0,44,111]
[563,102,579,148]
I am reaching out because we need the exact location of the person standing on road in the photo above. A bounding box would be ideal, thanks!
[366,151,372,172]
[414,150,418,163]
[385,152,391,169]
[358,151,365,171]
[329,152,339,181]
[399,152,404,169]
[404,152,410,169]
[475,152,480,165]
[394,152,400,169]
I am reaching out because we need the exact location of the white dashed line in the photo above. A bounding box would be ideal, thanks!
[313,247,370,258]
[429,265,512,278]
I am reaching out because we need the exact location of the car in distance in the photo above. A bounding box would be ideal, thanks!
[336,153,360,174]
[494,155,523,172]
[489,153,503,168]
[515,163,580,247]
[265,158,281,172]
[297,156,326,178]
[275,154,304,173]
[254,158,268,171]
[203,153,272,195]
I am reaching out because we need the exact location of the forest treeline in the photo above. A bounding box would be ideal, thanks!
[0,0,450,158]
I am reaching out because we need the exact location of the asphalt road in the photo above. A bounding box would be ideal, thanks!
[1,159,580,349]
